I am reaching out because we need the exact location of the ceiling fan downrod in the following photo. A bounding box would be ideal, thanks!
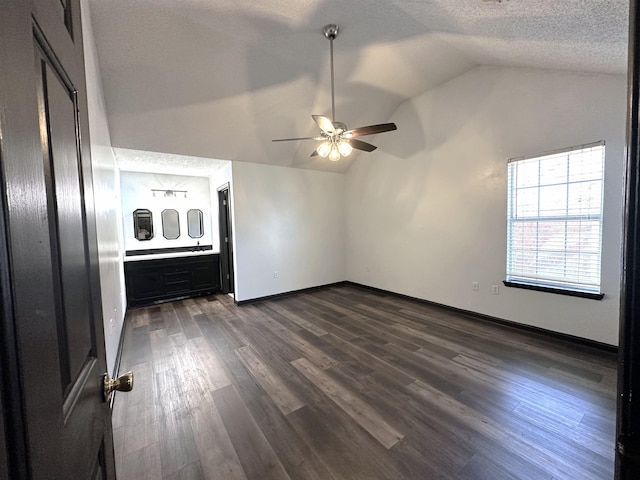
[323,24,339,122]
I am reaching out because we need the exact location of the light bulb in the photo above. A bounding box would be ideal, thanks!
[338,140,352,156]
[316,142,331,157]
[328,145,341,162]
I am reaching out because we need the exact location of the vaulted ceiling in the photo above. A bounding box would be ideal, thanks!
[88,0,629,173]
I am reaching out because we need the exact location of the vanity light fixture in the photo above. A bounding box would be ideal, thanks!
[151,189,188,198]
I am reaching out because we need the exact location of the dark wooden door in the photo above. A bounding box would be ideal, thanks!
[218,186,235,295]
[0,1,115,479]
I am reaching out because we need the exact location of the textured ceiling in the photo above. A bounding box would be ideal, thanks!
[114,148,229,176]
[88,0,629,173]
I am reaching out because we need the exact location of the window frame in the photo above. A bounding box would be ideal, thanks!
[504,141,605,300]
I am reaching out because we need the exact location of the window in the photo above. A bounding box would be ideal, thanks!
[505,142,605,298]
[133,209,154,241]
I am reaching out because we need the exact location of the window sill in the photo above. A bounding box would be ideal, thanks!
[503,281,604,300]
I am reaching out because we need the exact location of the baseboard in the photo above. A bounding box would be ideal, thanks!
[235,281,350,306]
[346,281,618,354]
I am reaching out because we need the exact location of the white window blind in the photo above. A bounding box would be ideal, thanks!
[506,142,605,295]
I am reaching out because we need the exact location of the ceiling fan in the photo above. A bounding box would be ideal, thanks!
[272,24,397,162]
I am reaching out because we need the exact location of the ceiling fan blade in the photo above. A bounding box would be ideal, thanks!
[346,123,397,138]
[272,136,317,142]
[310,150,319,157]
[349,139,377,152]
[312,115,336,135]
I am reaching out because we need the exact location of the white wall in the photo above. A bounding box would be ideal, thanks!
[81,0,126,375]
[120,171,214,256]
[231,161,345,302]
[211,161,232,193]
[346,66,626,346]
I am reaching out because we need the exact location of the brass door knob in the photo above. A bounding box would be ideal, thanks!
[103,371,134,402]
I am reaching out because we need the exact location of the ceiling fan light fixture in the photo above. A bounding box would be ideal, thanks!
[338,140,353,156]
[271,23,397,160]
[329,145,341,162]
[317,142,331,157]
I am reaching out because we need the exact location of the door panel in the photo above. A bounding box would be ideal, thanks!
[0,1,115,478]
[218,187,234,294]
[32,0,78,70]
[41,59,94,392]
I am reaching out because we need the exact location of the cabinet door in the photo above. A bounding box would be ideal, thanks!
[127,264,166,301]
[192,258,218,290]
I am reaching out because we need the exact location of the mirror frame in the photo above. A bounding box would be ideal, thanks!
[161,208,180,240]
[187,209,204,238]
[133,208,154,241]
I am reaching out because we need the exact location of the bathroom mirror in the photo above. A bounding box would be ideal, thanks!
[187,209,204,238]
[133,209,154,241]
[161,209,180,240]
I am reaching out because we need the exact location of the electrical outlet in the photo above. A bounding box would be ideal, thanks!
[492,284,499,295]
[274,271,279,279]
[472,281,479,291]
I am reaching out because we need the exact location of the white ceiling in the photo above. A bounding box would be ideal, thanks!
[88,0,629,173]
[114,148,229,176]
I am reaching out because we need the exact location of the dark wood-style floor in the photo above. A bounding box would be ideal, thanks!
[112,284,617,480]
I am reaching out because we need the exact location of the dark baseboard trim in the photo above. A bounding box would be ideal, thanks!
[346,281,617,354]
[235,281,350,306]
[109,312,129,410]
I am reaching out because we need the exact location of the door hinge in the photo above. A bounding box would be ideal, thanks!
[223,200,227,206]
[225,237,228,243]
[226,274,230,279]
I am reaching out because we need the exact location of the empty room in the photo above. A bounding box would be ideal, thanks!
[1,1,638,479]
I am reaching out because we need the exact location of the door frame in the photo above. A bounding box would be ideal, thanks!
[217,183,234,296]
[616,0,640,476]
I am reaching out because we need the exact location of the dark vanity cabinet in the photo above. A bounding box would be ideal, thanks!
[125,254,221,307]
